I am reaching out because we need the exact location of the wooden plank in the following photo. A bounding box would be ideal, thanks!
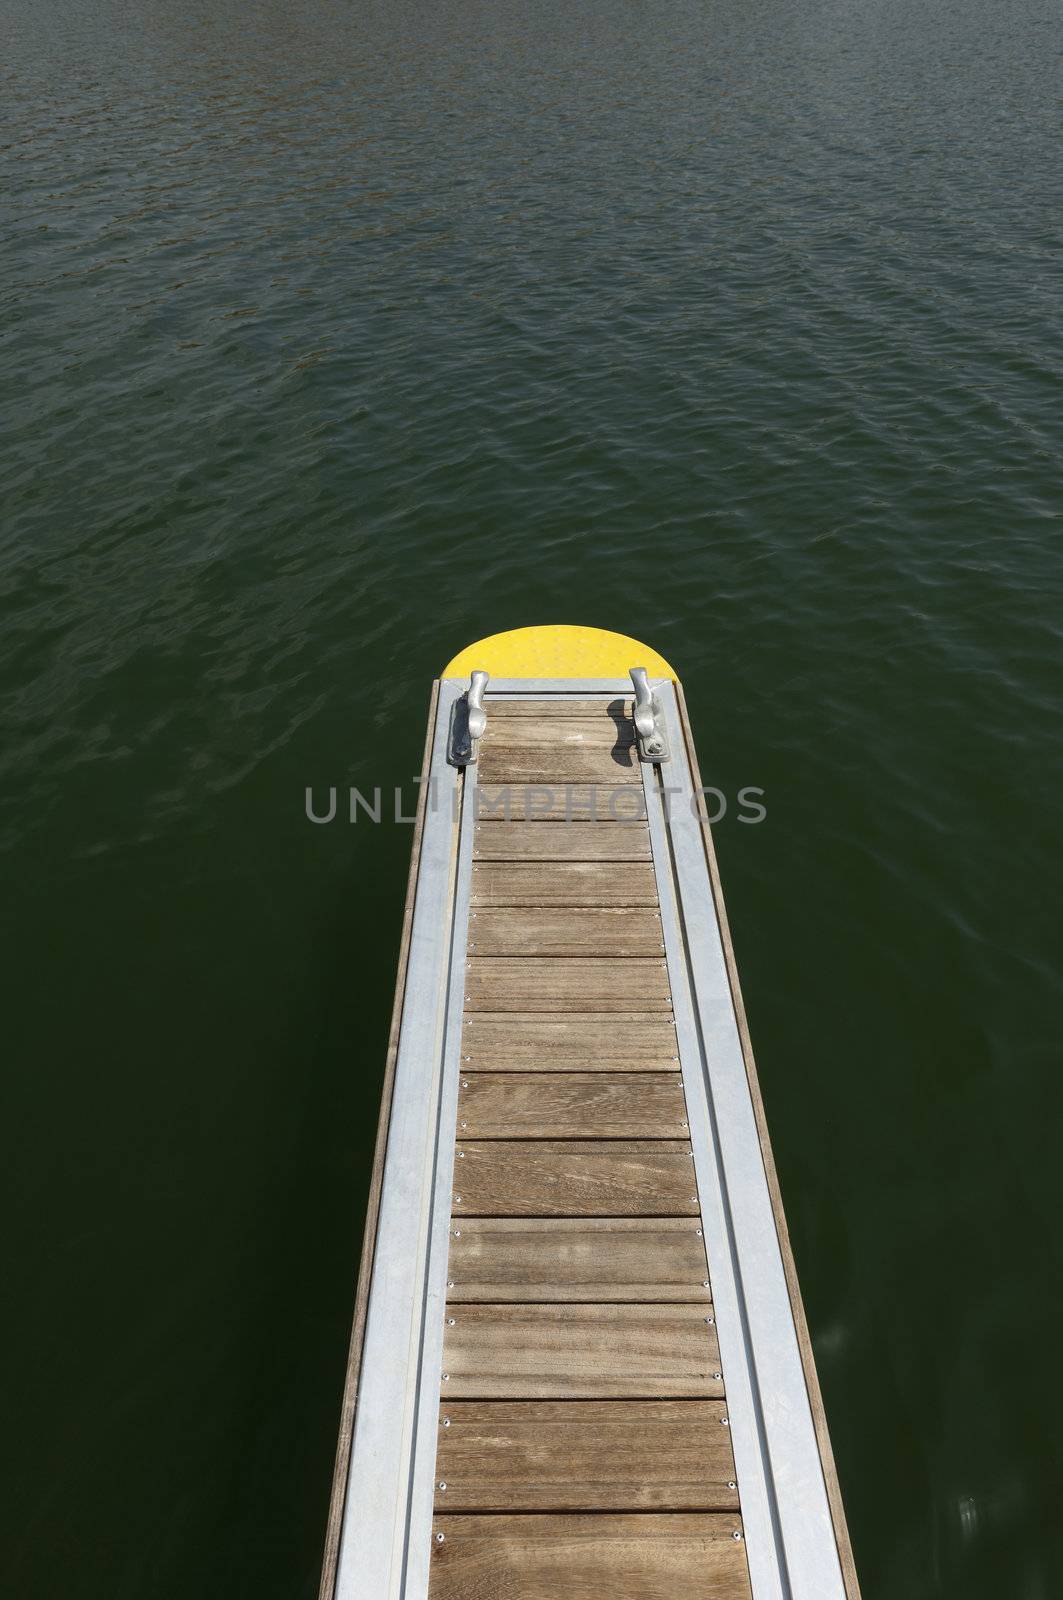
[441,1305,723,1398]
[464,1058,678,1074]
[464,957,672,1013]
[469,909,664,958]
[473,824,651,862]
[488,698,634,719]
[458,1073,687,1139]
[460,1013,678,1068]
[471,862,657,906]
[317,684,440,1600]
[477,742,642,784]
[675,684,862,1600]
[452,1141,698,1216]
[428,1513,751,1599]
[446,1218,711,1302]
[483,717,634,749]
[476,784,647,822]
[434,1400,737,1511]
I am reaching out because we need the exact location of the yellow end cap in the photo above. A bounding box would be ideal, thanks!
[442,624,676,681]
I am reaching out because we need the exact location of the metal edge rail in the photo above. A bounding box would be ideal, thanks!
[334,680,472,1600]
[673,680,862,1600]
[640,682,846,1600]
[318,682,441,1600]
[405,763,478,1593]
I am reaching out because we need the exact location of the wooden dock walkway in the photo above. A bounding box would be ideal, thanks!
[431,698,747,1596]
[320,629,859,1600]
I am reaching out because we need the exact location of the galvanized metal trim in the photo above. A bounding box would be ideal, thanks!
[404,761,478,1592]
[641,686,846,1600]
[443,676,656,695]
[641,761,784,1598]
[334,681,471,1600]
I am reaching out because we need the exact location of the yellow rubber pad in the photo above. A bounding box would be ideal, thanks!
[443,624,676,681]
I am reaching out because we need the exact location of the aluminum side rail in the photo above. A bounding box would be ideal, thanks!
[334,682,474,1600]
[641,682,846,1600]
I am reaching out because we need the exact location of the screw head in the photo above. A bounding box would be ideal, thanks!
[442,1417,451,1427]
[703,1281,710,1288]
[454,1195,462,1203]
[435,1530,445,1542]
[447,1317,455,1326]
[442,1373,450,1381]
[732,1530,742,1541]
[438,1481,447,1490]
[713,1372,722,1380]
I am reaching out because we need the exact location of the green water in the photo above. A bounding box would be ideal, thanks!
[3,0,1062,1593]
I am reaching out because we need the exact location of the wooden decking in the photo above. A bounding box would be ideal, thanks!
[429,701,752,1598]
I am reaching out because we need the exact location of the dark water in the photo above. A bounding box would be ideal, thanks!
[3,0,1062,1593]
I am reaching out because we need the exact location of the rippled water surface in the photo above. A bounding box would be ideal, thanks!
[3,0,1062,1594]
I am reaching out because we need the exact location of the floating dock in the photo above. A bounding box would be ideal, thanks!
[320,626,860,1600]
